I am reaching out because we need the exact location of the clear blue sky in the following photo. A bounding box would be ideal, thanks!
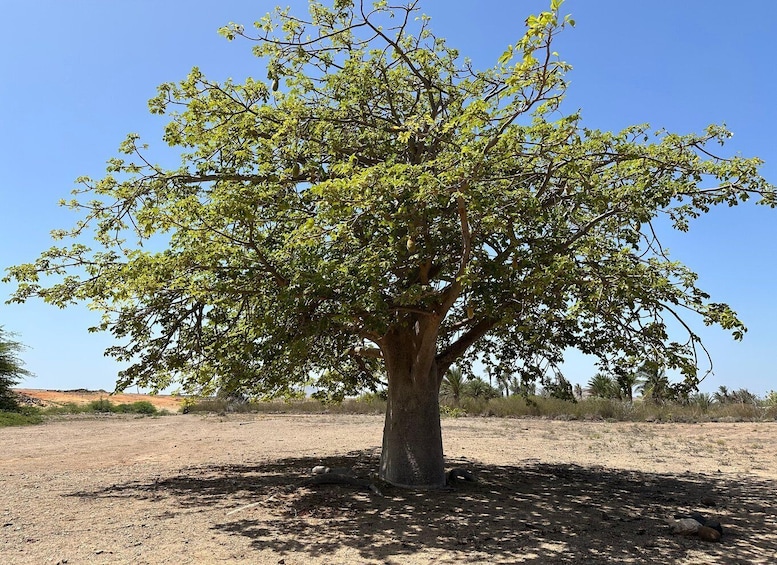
[1,1,775,395]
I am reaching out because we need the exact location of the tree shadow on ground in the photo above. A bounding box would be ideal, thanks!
[69,451,777,564]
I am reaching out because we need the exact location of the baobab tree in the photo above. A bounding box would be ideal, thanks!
[6,0,773,487]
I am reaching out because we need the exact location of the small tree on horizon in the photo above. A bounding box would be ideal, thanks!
[4,1,774,487]
[0,327,32,411]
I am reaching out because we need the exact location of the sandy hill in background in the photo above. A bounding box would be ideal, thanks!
[13,388,185,411]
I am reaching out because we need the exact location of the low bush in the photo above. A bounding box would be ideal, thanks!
[40,402,87,415]
[183,398,254,414]
[440,405,467,418]
[114,400,159,415]
[35,398,163,416]
[0,408,43,427]
[87,398,115,413]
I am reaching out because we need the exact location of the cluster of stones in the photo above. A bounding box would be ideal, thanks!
[670,510,723,542]
[11,391,45,407]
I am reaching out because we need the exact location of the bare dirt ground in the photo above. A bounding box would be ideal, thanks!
[2,412,776,564]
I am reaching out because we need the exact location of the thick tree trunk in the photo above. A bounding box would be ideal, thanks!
[378,323,446,489]
[379,369,445,488]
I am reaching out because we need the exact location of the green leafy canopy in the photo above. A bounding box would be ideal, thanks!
[5,0,774,398]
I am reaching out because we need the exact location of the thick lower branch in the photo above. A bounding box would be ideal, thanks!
[436,317,499,372]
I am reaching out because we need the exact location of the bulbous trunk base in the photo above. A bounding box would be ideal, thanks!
[379,373,446,489]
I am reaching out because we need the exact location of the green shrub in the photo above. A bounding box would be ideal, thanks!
[87,398,115,413]
[34,398,163,416]
[357,390,388,403]
[0,408,43,427]
[40,402,88,415]
[459,396,490,415]
[484,395,538,417]
[440,404,467,418]
[338,397,386,414]
[114,401,158,415]
[184,398,246,414]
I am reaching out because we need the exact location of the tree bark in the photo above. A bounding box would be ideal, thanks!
[378,321,446,489]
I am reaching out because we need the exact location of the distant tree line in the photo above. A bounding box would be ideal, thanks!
[440,363,775,409]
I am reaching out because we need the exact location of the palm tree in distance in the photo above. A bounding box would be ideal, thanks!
[440,366,466,405]
[615,370,638,402]
[587,373,618,399]
[635,361,671,404]
[713,385,730,404]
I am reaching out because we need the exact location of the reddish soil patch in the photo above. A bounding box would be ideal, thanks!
[14,388,185,411]
[1,415,776,564]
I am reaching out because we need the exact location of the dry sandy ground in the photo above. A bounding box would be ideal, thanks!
[1,413,776,564]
